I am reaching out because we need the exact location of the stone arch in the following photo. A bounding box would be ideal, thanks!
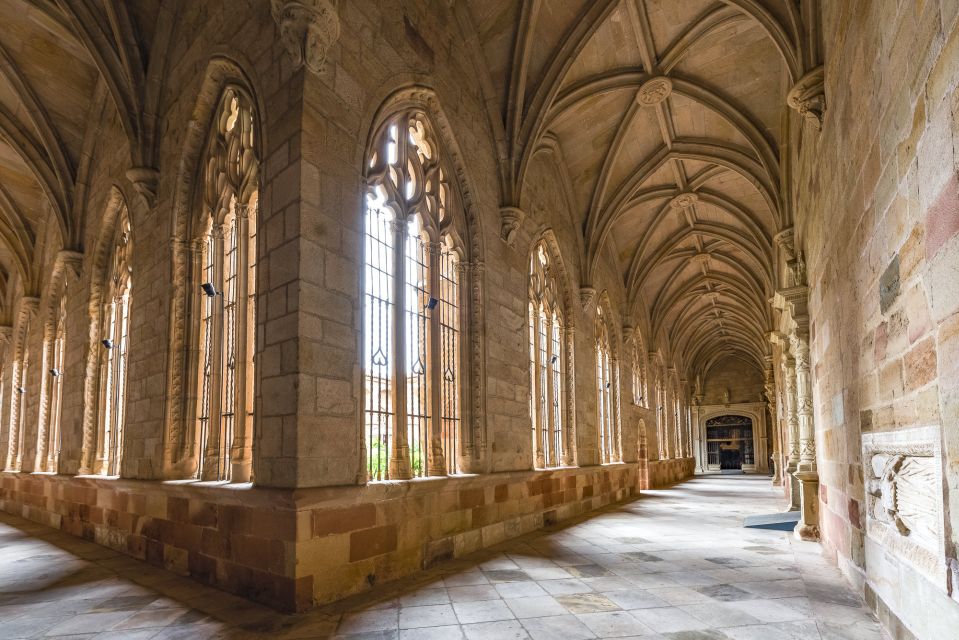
[78,186,129,475]
[163,55,265,478]
[358,85,490,473]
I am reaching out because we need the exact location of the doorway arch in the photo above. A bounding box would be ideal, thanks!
[705,415,754,472]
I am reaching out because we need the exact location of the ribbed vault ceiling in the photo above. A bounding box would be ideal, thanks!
[462,0,813,381]
[0,0,809,384]
[0,0,165,318]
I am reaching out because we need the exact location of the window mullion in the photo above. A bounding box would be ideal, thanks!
[389,217,413,480]
[426,241,446,477]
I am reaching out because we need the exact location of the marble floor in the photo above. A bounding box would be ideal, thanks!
[0,474,885,639]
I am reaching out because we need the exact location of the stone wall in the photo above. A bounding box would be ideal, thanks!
[794,1,959,637]
[1,462,644,611]
[646,457,695,489]
[702,357,765,406]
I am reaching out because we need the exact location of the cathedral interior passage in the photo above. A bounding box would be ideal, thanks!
[0,1,958,639]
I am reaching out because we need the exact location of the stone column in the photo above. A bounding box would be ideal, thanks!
[389,219,412,480]
[201,224,226,481]
[763,356,781,485]
[692,396,704,471]
[231,205,253,483]
[782,353,801,510]
[562,320,576,467]
[425,241,447,477]
[791,331,820,540]
[531,302,545,469]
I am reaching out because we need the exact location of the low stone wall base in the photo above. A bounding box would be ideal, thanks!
[2,463,643,612]
[646,457,695,488]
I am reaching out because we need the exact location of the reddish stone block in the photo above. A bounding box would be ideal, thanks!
[188,550,217,584]
[167,496,189,523]
[232,534,271,572]
[459,487,485,509]
[312,503,376,537]
[904,336,937,390]
[349,525,397,561]
[252,508,296,541]
[219,505,253,535]
[848,497,862,530]
[925,173,959,259]
[173,523,203,550]
[494,484,508,503]
[294,575,314,612]
[188,500,218,527]
[201,528,231,559]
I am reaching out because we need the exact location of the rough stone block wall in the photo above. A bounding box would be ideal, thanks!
[702,357,764,406]
[796,2,959,637]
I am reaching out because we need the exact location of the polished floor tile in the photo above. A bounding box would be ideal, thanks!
[0,475,885,639]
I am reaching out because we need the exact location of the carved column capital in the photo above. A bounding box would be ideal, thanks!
[271,0,340,75]
[499,206,525,246]
[787,65,825,130]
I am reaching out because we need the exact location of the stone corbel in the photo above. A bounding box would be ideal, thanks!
[622,324,634,344]
[499,206,525,246]
[55,250,84,286]
[579,286,596,314]
[271,0,340,75]
[126,167,160,209]
[787,65,825,130]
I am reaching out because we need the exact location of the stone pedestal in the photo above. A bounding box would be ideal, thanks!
[793,469,820,540]
[786,462,801,511]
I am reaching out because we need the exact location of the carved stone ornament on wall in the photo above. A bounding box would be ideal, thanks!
[862,426,947,589]
[271,0,340,75]
[499,206,525,246]
[787,65,825,130]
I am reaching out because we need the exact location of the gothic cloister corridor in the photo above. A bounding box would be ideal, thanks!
[0,474,882,639]
[1,0,959,638]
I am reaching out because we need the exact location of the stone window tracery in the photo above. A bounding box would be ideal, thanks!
[363,110,465,480]
[528,241,568,469]
[192,88,258,483]
[596,306,621,464]
[96,205,132,477]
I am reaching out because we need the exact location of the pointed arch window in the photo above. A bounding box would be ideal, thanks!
[194,89,258,483]
[363,111,465,480]
[96,206,132,476]
[596,307,620,464]
[38,294,67,472]
[528,242,567,468]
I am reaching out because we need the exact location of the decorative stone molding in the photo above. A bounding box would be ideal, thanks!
[669,192,698,209]
[499,206,525,246]
[579,286,596,313]
[125,167,159,208]
[636,76,672,107]
[271,0,340,75]
[787,65,825,130]
[863,426,946,588]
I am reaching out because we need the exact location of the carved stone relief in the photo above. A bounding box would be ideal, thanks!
[271,0,340,75]
[862,426,947,588]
